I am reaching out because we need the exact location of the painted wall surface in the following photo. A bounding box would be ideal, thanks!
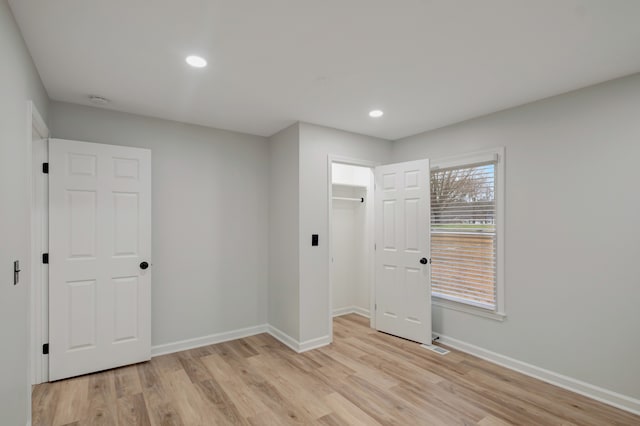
[298,122,392,342]
[331,186,364,312]
[49,102,269,347]
[268,124,300,340]
[392,73,640,400]
[0,1,49,424]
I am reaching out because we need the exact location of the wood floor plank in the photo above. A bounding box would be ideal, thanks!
[314,412,345,426]
[175,350,211,384]
[478,415,516,426]
[32,315,640,426]
[247,353,333,420]
[391,382,485,424]
[217,347,315,423]
[320,346,400,390]
[32,379,61,426]
[116,392,151,426]
[50,376,89,426]
[142,382,184,426]
[192,379,248,425]
[323,392,383,426]
[148,353,182,376]
[200,352,271,418]
[335,373,432,425]
[137,360,161,390]
[114,364,142,399]
[84,370,118,425]
[160,367,219,425]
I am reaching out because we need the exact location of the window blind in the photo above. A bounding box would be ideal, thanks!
[430,162,497,310]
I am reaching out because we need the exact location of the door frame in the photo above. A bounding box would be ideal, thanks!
[27,100,49,387]
[327,155,378,340]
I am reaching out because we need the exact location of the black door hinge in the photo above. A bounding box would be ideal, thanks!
[42,343,49,355]
[42,253,49,264]
[42,163,49,173]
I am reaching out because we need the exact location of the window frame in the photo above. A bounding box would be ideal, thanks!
[430,147,506,321]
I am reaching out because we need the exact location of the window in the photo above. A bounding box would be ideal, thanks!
[430,149,504,318]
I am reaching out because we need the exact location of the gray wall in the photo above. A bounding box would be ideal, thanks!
[268,124,300,340]
[0,1,49,424]
[298,122,392,342]
[392,73,640,399]
[49,102,269,347]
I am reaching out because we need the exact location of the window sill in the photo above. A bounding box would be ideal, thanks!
[432,297,506,322]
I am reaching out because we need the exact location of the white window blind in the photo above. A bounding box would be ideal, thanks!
[431,161,497,310]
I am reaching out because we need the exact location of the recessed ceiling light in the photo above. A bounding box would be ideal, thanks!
[185,55,207,68]
[89,95,110,105]
[369,109,384,118]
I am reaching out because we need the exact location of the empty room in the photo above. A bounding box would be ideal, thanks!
[2,1,640,425]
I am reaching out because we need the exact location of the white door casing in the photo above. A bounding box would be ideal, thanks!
[374,159,431,343]
[31,138,49,384]
[49,139,151,381]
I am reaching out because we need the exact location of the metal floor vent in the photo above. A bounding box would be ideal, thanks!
[421,344,450,355]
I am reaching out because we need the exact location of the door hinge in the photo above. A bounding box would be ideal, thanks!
[42,253,49,264]
[42,162,49,173]
[375,303,377,310]
[42,343,49,355]
[374,243,376,250]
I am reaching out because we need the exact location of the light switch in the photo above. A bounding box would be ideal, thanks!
[13,260,20,285]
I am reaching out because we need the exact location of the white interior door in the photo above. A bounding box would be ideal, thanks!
[375,159,431,343]
[49,139,151,381]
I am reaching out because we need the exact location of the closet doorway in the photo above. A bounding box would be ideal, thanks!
[328,156,432,344]
[329,159,376,333]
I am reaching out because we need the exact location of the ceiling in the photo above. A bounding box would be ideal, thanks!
[9,0,640,140]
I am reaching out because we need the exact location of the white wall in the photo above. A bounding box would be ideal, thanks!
[49,102,269,347]
[331,198,356,311]
[298,122,392,342]
[268,124,300,340]
[392,73,640,401]
[331,186,364,312]
[0,1,49,424]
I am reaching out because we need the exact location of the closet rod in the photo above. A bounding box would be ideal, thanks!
[332,196,364,203]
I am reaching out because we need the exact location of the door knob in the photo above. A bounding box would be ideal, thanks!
[420,258,428,265]
[140,261,149,270]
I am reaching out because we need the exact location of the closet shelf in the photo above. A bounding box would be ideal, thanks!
[332,183,368,190]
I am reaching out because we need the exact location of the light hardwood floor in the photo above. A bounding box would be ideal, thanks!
[32,315,639,425]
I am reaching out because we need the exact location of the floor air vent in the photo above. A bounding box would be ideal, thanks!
[421,344,450,355]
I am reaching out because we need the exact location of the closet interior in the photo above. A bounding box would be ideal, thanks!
[330,163,374,318]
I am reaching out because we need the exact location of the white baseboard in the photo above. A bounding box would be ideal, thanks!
[433,332,640,416]
[299,335,331,352]
[267,325,331,353]
[352,306,370,318]
[267,325,300,352]
[151,322,332,358]
[151,324,268,357]
[332,306,370,318]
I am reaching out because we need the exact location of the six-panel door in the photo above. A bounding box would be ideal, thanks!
[374,159,431,344]
[49,139,151,381]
